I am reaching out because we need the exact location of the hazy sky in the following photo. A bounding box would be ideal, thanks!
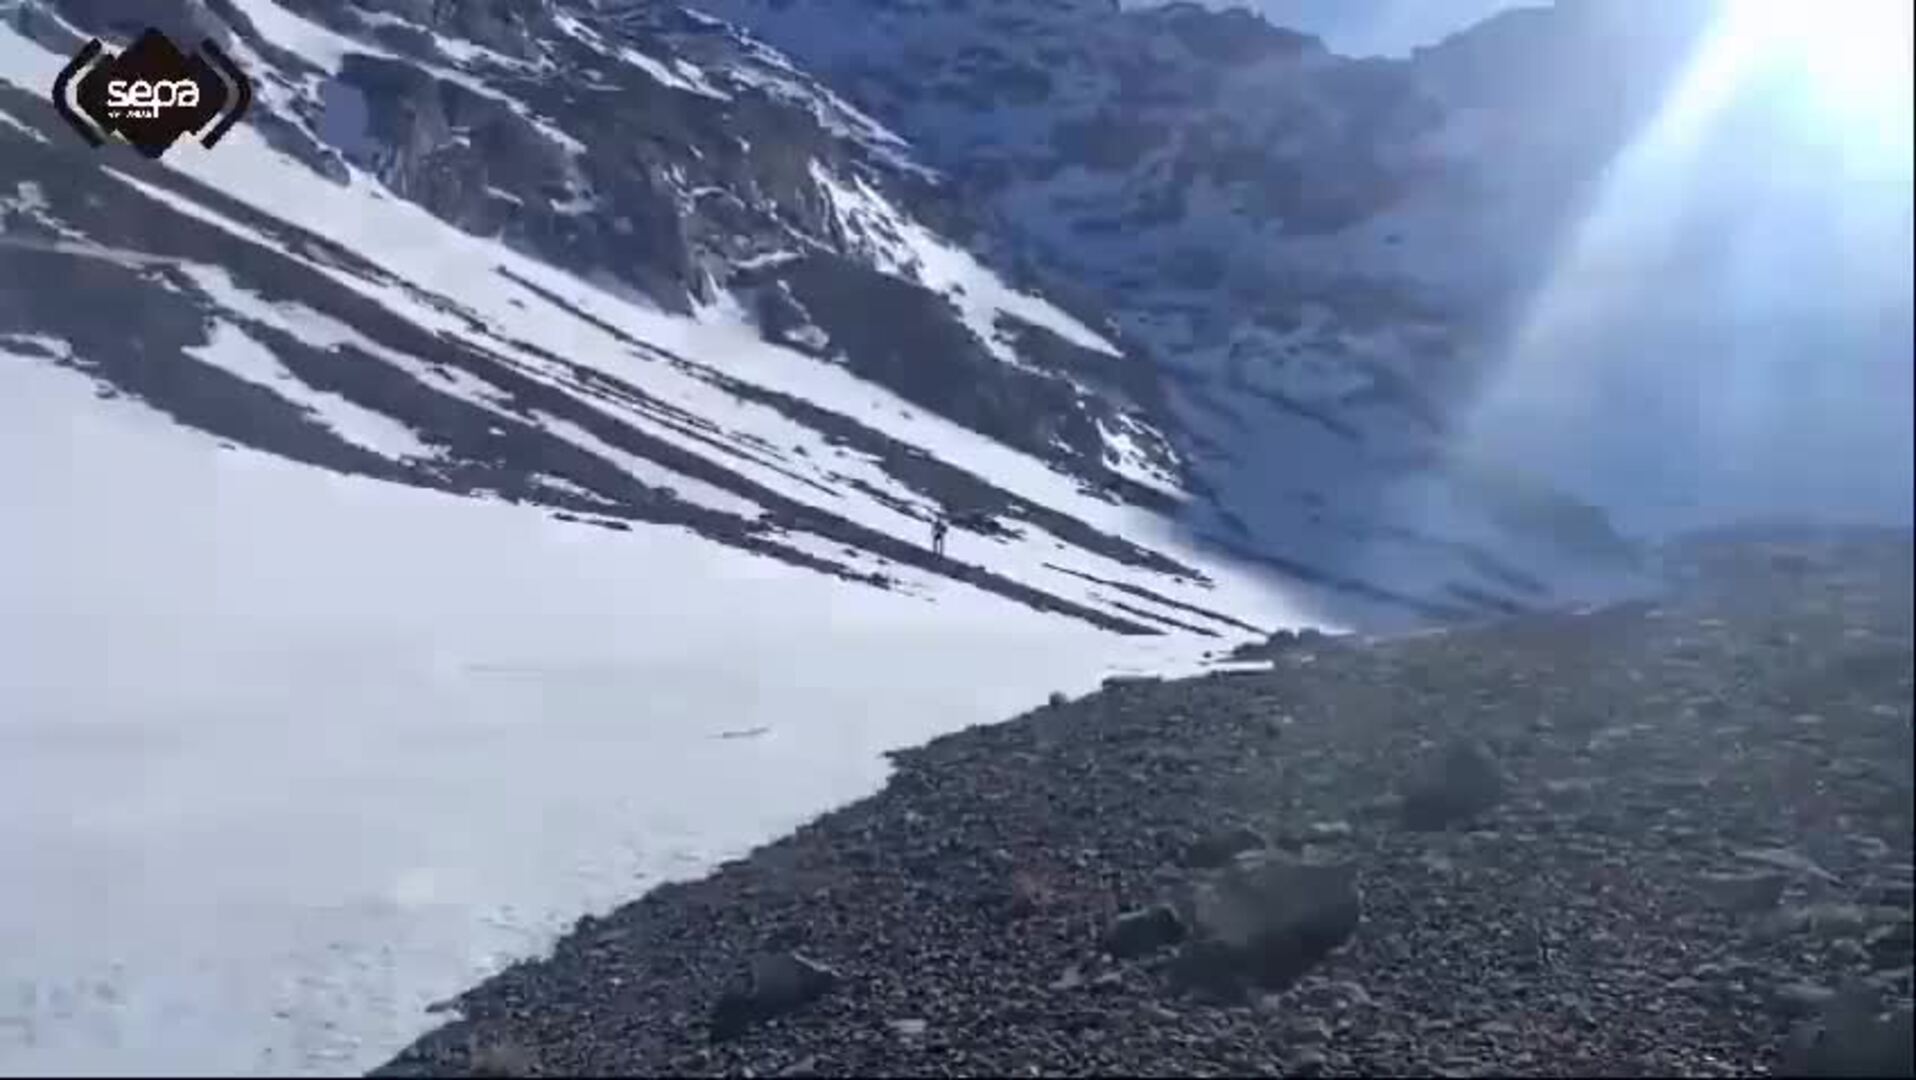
[1188,1,1530,57]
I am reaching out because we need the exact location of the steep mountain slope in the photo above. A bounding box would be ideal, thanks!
[1,7,1370,1071]
[9,0,1908,628]
[2,0,1337,641]
[2,335,1254,1076]
[698,0,1909,608]
[3,1,1908,1075]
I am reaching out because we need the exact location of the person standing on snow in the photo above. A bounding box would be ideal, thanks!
[931,515,950,556]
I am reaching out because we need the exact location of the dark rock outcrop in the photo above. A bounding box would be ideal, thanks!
[1103,904,1186,959]
[1398,737,1508,831]
[1172,851,1361,995]
[709,952,843,1043]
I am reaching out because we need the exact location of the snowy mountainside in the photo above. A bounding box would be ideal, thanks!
[0,0,1325,640]
[1,6,1343,1072]
[697,0,1729,606]
[2,339,1256,1076]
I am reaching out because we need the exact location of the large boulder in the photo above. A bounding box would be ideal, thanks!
[1399,738,1509,831]
[1104,903,1188,959]
[1170,851,1361,996]
[708,951,842,1042]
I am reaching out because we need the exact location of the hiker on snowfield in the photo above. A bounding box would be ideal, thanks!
[931,515,949,556]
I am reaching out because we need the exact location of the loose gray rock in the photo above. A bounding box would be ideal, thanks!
[1286,1015,1333,1045]
[1772,980,1838,1018]
[1304,819,1355,842]
[1865,920,1913,970]
[1737,846,1843,885]
[1104,903,1187,959]
[1698,869,1788,913]
[1181,825,1267,869]
[1477,1018,1520,1039]
[1284,1046,1329,1076]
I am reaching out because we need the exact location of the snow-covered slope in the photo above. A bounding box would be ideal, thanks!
[0,1,1335,638]
[0,6,1341,1074]
[1,345,1245,1076]
[1,0,1691,628]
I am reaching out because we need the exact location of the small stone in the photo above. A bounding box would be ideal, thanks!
[1296,978,1373,1010]
[1286,1016,1333,1045]
[1140,1002,1180,1023]
[1105,904,1187,959]
[1737,846,1842,885]
[1541,776,1598,801]
[1698,870,1788,913]
[1865,920,1914,969]
[1863,880,1914,908]
[1789,903,1880,940]
[1773,981,1838,1018]
[1284,1047,1328,1076]
[888,1018,928,1039]
[1305,820,1354,841]
[1183,826,1267,869]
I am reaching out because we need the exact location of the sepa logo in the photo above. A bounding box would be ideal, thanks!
[52,28,251,160]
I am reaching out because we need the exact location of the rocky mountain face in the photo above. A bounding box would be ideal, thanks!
[695,0,1726,597]
[11,0,1181,490]
[7,0,1872,629]
[7,0,1293,639]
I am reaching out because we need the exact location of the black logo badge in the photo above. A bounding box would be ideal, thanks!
[53,28,252,159]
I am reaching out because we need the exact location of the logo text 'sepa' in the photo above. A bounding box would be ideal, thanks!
[52,28,252,159]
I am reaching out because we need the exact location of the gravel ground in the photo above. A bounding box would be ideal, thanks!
[376,526,1914,1078]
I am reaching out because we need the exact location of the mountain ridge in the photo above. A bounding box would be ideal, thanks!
[6,0,1323,640]
[6,0,1906,631]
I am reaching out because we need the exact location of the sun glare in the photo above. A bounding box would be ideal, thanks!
[1722,0,1914,112]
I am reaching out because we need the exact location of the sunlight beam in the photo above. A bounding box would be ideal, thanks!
[1448,0,1914,536]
